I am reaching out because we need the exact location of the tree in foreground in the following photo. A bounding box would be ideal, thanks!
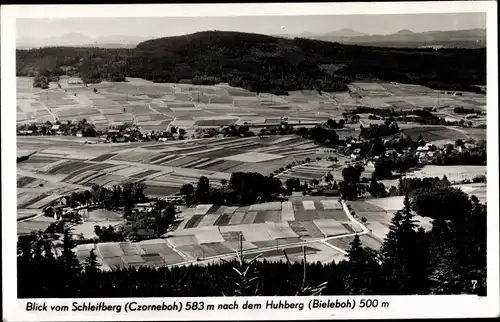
[344,234,382,294]
[427,194,486,295]
[84,247,101,275]
[380,195,430,294]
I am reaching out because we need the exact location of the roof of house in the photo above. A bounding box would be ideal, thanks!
[137,229,155,236]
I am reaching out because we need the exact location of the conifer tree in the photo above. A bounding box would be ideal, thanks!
[59,229,81,274]
[381,194,429,294]
[85,247,101,275]
[32,234,46,265]
[345,234,381,294]
[428,215,455,293]
[440,196,486,295]
[17,235,33,265]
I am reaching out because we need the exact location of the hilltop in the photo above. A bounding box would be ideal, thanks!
[17,29,486,49]
[285,28,486,49]
[17,30,486,94]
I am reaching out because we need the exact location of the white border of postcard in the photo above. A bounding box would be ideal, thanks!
[2,1,499,320]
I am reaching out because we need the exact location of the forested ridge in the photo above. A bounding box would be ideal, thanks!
[18,188,486,298]
[17,31,485,94]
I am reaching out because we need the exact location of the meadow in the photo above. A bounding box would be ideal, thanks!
[16,77,487,269]
[17,77,487,133]
[71,197,363,270]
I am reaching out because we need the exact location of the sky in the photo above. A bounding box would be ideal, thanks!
[17,13,486,40]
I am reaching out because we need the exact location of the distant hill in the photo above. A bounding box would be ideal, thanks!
[17,29,486,49]
[302,28,369,38]
[395,29,415,35]
[16,33,153,49]
[288,28,486,48]
[17,30,486,95]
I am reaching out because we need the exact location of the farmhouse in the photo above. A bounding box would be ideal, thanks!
[311,189,340,196]
[67,77,83,85]
[136,228,155,239]
[350,148,361,160]
[416,143,436,153]
[364,159,376,168]
[50,125,60,133]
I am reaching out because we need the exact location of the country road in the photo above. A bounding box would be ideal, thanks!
[165,199,369,268]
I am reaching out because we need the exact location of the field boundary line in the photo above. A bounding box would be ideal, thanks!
[339,199,369,234]
[165,238,189,260]
[320,239,348,255]
[38,93,58,123]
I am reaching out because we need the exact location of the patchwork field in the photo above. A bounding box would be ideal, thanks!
[16,126,487,252]
[277,163,338,182]
[405,165,487,182]
[343,196,431,250]
[18,77,487,133]
[67,196,359,269]
[16,135,328,210]
[452,183,487,203]
[343,184,485,252]
[400,125,468,142]
[16,77,487,270]
[17,76,347,130]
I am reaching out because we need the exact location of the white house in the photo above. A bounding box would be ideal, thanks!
[417,152,427,159]
[365,160,376,168]
[351,153,361,160]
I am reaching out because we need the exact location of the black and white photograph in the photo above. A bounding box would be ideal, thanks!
[2,2,498,320]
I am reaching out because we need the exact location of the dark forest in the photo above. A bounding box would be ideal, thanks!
[17,31,486,95]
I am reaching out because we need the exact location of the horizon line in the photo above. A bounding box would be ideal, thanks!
[16,27,487,41]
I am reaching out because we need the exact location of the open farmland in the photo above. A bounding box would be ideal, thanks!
[70,196,358,269]
[18,76,349,130]
[344,196,433,250]
[343,179,487,251]
[405,165,486,182]
[400,125,468,143]
[16,127,486,248]
[16,75,488,272]
[17,77,487,132]
[452,183,487,203]
[16,134,328,230]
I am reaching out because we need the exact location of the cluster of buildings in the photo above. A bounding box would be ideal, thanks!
[413,141,476,165]
[335,134,479,169]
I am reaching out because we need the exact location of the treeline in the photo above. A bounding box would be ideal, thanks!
[360,122,400,139]
[18,119,100,137]
[297,125,340,144]
[99,199,177,242]
[17,31,485,95]
[57,182,147,210]
[344,106,475,127]
[18,187,486,297]
[180,172,284,206]
[42,182,177,243]
[453,106,484,115]
[16,47,129,84]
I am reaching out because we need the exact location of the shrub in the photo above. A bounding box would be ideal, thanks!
[472,175,486,183]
